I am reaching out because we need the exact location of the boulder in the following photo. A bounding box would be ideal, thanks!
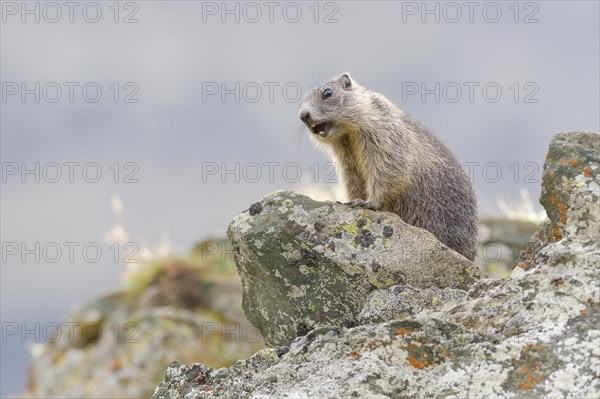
[227,191,483,347]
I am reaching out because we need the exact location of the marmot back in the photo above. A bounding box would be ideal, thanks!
[299,73,478,261]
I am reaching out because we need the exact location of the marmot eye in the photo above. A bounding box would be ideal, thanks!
[322,88,333,100]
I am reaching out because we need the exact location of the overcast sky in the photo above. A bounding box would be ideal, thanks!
[1,1,599,395]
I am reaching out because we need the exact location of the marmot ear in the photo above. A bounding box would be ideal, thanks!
[339,73,352,90]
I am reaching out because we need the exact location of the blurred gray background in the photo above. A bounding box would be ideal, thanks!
[1,1,599,395]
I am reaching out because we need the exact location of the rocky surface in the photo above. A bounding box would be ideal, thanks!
[356,284,468,324]
[19,239,263,399]
[227,191,484,347]
[153,131,599,399]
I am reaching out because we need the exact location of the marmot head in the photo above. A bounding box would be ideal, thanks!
[299,73,367,140]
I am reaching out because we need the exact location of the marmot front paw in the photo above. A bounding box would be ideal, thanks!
[343,198,380,211]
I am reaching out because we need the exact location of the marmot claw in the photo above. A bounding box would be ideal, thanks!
[344,198,378,210]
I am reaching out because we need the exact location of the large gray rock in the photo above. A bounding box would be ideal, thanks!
[153,131,600,399]
[227,191,484,347]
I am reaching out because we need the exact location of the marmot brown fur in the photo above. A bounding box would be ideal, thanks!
[299,73,478,261]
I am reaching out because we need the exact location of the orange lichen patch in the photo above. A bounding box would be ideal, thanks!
[407,355,430,369]
[555,159,579,167]
[550,227,562,241]
[512,343,547,391]
[588,297,593,304]
[350,351,360,359]
[365,341,379,350]
[204,387,214,392]
[394,327,414,337]
[558,203,568,224]
[580,309,589,317]
[550,195,558,206]
[406,341,434,369]
[546,152,550,159]
[552,278,564,286]
[584,167,592,177]
[516,262,529,270]
[518,365,544,390]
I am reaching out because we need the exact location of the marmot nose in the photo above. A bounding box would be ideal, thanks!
[299,110,312,125]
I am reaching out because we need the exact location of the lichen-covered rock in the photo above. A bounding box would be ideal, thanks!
[540,131,599,241]
[153,132,600,399]
[21,304,261,399]
[227,191,484,347]
[356,284,468,324]
[152,350,281,399]
[19,241,264,399]
[517,131,599,271]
